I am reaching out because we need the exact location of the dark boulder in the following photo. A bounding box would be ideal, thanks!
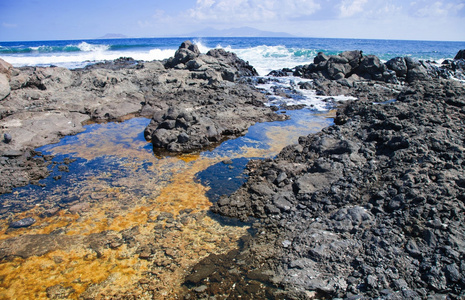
[206,48,259,77]
[454,49,465,60]
[404,57,430,83]
[327,56,351,80]
[314,52,329,64]
[270,50,464,84]
[355,55,387,81]
[279,51,397,82]
[165,40,201,68]
[340,50,363,69]
[386,57,408,78]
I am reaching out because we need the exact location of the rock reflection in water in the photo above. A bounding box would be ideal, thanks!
[0,112,332,299]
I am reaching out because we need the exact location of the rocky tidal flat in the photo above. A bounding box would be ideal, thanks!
[208,51,465,299]
[0,42,465,299]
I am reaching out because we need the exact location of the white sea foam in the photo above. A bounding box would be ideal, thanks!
[193,40,211,54]
[256,76,357,111]
[77,42,110,52]
[200,43,314,76]
[2,40,312,73]
[1,47,176,69]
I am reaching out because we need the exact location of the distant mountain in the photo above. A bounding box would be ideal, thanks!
[186,27,294,38]
[99,33,128,39]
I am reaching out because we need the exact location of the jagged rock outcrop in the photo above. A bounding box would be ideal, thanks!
[454,49,465,60]
[146,41,282,153]
[0,41,283,193]
[272,49,465,85]
[165,40,202,69]
[165,40,258,83]
[144,85,284,153]
[206,78,465,299]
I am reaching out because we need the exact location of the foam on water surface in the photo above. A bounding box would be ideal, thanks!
[2,37,462,71]
[256,76,357,110]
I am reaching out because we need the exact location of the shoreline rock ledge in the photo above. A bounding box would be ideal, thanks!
[0,41,285,194]
[185,53,465,299]
[144,40,286,153]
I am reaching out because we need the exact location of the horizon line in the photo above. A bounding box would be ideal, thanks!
[1,36,464,43]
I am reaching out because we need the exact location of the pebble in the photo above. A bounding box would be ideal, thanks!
[193,285,208,293]
[9,217,36,228]
[69,202,90,214]
[282,240,292,248]
[3,133,12,143]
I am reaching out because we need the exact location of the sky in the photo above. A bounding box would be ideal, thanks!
[0,0,464,41]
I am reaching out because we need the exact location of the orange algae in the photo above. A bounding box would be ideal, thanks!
[154,158,218,215]
[0,207,247,299]
[0,210,79,240]
[0,247,150,299]
[0,113,333,298]
[0,154,247,299]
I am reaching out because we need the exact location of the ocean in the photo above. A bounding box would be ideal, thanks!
[1,37,464,76]
[1,37,465,298]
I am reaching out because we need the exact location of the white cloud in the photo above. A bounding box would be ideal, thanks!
[138,9,174,29]
[2,22,17,28]
[197,0,216,8]
[410,0,465,18]
[187,0,321,23]
[356,1,404,20]
[338,0,368,18]
[132,0,464,40]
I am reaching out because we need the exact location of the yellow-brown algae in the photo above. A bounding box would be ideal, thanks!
[0,154,248,299]
[0,247,150,299]
[0,114,332,298]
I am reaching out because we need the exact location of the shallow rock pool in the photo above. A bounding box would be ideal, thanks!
[0,98,335,299]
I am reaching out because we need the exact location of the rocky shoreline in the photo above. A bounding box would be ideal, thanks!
[1,43,465,299]
[0,41,284,195]
[200,52,465,299]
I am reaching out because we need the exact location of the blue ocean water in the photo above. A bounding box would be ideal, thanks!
[1,37,464,75]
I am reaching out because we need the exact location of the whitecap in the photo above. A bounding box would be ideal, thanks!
[256,76,357,111]
[77,42,110,52]
[0,46,177,69]
[212,44,315,76]
[192,39,210,54]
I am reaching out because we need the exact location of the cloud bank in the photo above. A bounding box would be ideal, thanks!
[174,0,465,40]
[187,0,322,22]
[0,0,464,41]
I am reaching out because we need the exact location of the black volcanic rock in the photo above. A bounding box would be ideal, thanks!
[207,78,465,299]
[3,133,12,143]
[165,40,201,69]
[269,50,465,85]
[454,49,465,60]
[147,41,283,153]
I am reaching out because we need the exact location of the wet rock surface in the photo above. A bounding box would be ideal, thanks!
[8,217,36,228]
[145,40,286,153]
[207,76,465,297]
[0,150,51,195]
[0,41,283,193]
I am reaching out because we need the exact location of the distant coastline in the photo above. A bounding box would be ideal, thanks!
[98,33,129,39]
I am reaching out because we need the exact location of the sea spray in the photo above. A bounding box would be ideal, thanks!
[1,37,462,70]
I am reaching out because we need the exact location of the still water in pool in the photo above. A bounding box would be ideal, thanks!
[0,104,334,298]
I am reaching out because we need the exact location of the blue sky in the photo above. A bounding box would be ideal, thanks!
[1,0,464,41]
